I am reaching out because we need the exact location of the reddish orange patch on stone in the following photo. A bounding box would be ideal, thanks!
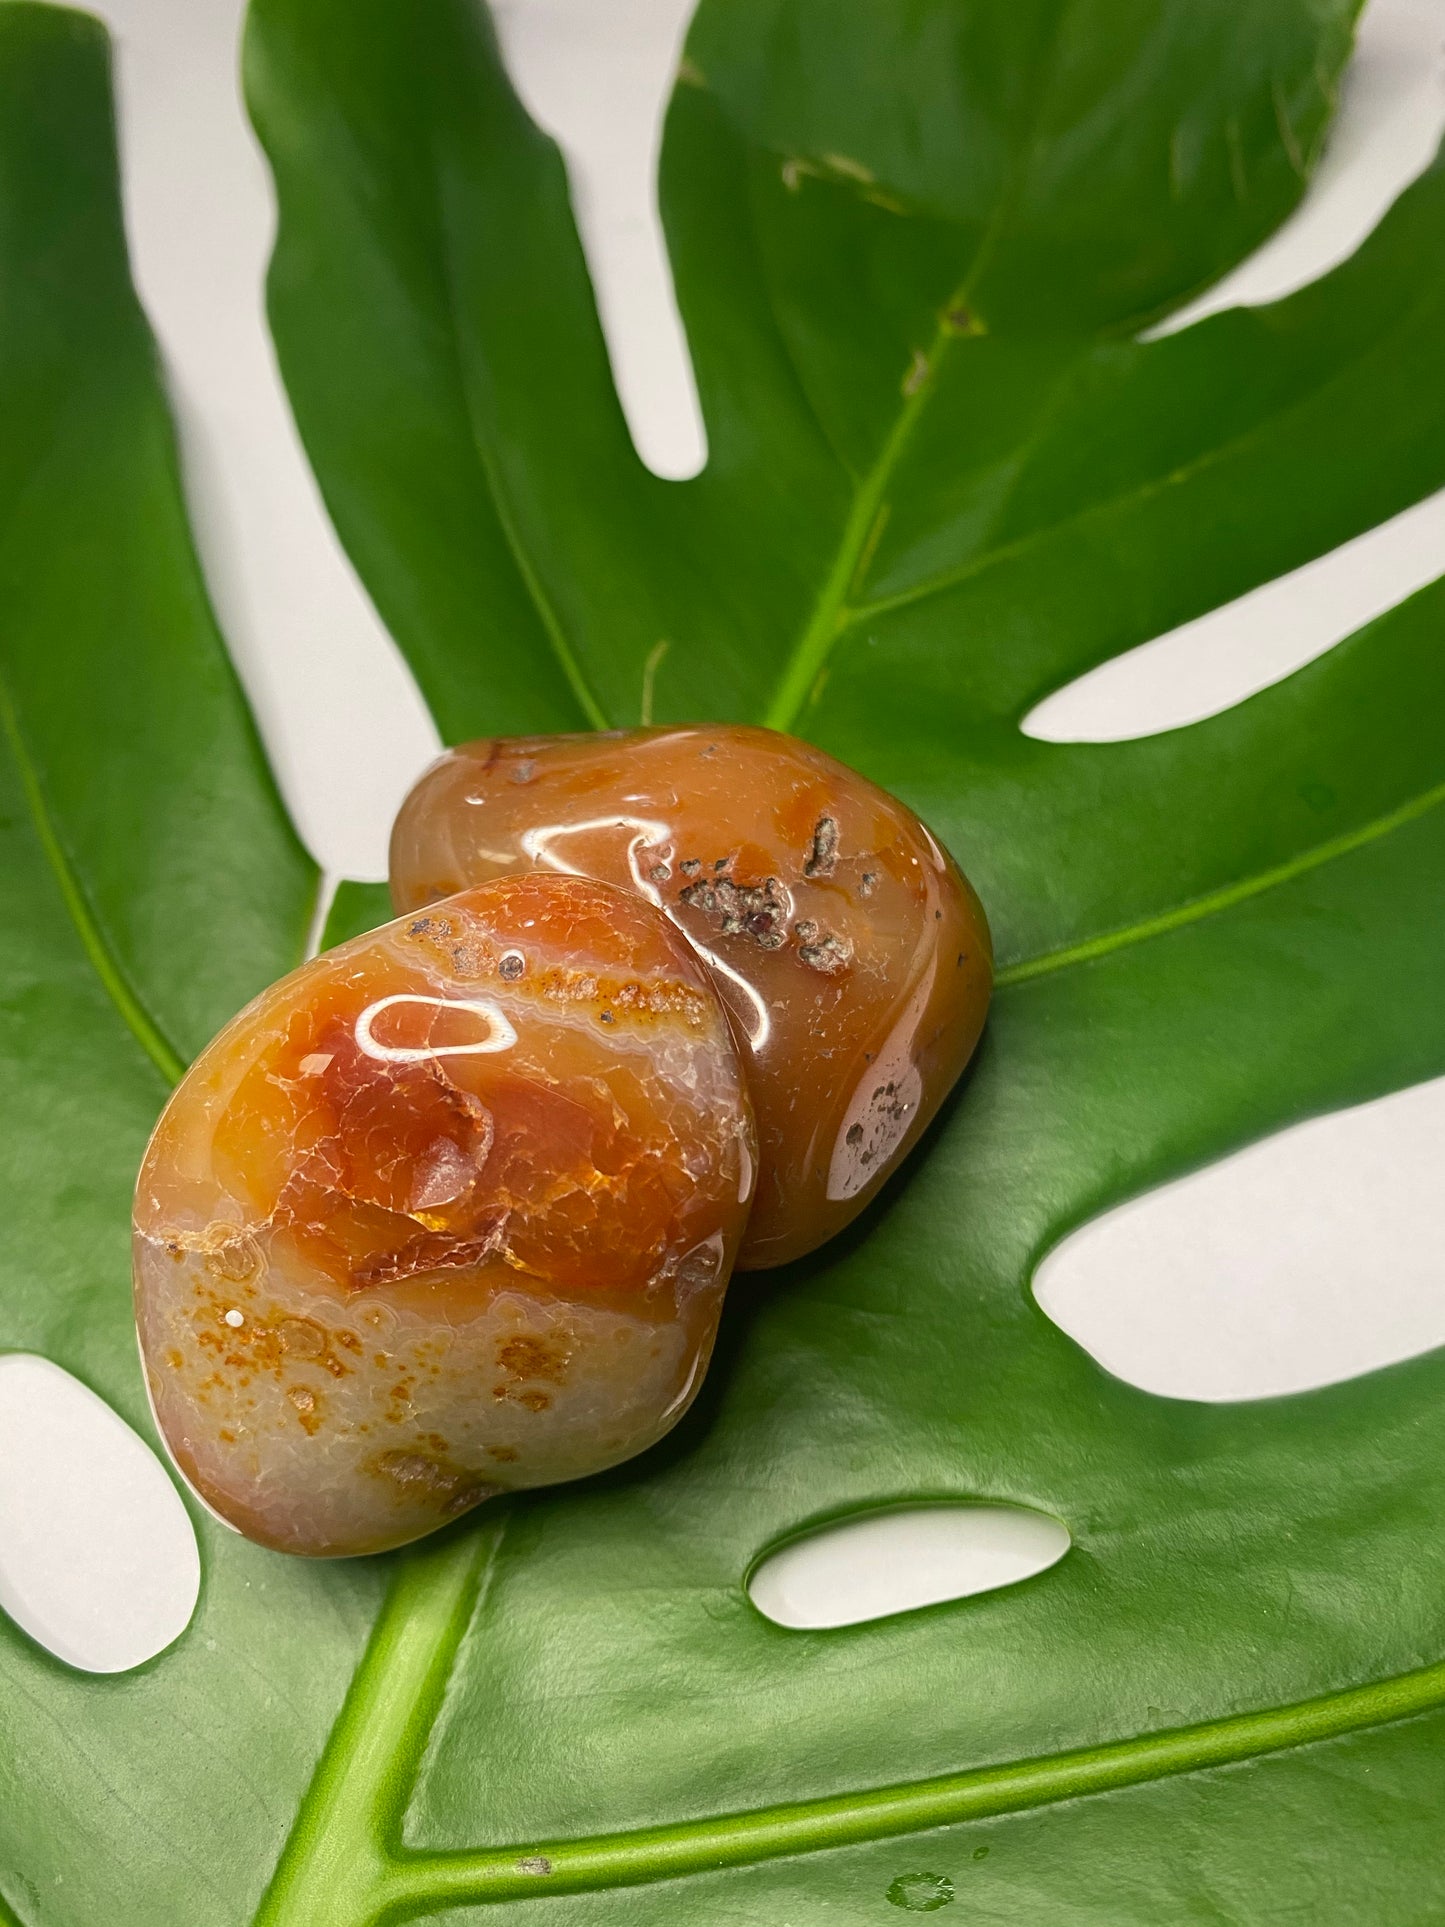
[133,872,753,1557]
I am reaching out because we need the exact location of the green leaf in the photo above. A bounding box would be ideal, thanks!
[0,9,378,1924]
[246,0,1366,748]
[320,877,397,951]
[8,0,1445,1921]
[242,0,1445,1918]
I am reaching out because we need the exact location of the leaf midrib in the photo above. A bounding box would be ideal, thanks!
[758,23,1063,737]
[765,217,1445,730]
[395,1648,1445,1910]
[760,322,944,732]
[260,1523,1445,1925]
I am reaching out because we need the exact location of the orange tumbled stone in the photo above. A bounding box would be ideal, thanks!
[133,874,755,1556]
[391,725,992,1267]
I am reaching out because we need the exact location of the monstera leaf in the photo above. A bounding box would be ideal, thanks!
[5,0,1445,1920]
[0,9,372,1924]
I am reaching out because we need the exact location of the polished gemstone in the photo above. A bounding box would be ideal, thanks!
[133,875,755,1556]
[391,725,992,1267]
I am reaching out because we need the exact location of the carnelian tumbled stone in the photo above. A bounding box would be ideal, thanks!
[133,874,755,1556]
[390,725,992,1268]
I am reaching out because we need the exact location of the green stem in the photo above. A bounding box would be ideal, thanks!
[368,1650,1445,1916]
[253,1515,1445,1923]
[762,303,979,735]
[253,1521,503,1927]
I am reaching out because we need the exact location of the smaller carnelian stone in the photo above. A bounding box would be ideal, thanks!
[132,874,755,1556]
[390,724,993,1267]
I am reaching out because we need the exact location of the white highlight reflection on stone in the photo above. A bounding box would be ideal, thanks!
[749,1504,1069,1630]
[354,995,518,1064]
[522,813,776,1050]
[1035,1076,1445,1403]
[0,1354,200,1672]
[521,814,672,880]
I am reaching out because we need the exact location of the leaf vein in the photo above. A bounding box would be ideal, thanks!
[996,772,1445,987]
[374,1649,1445,1914]
[760,20,1068,732]
[850,276,1445,633]
[0,672,184,1087]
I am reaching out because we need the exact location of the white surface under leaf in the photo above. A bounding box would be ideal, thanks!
[1035,1077,1445,1403]
[749,1505,1070,1630]
[1023,485,1445,744]
[0,1354,199,1671]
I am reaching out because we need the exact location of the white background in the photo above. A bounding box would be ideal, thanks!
[3,0,1444,1658]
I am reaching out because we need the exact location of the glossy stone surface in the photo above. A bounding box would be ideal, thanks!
[133,875,755,1556]
[391,726,992,1267]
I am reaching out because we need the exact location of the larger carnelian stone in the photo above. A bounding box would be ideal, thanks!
[390,725,992,1267]
[133,874,755,1556]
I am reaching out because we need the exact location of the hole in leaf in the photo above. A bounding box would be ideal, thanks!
[491,0,708,480]
[105,0,441,880]
[1035,1076,1445,1402]
[748,1503,1069,1630]
[0,1354,200,1672]
[1022,486,1445,744]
